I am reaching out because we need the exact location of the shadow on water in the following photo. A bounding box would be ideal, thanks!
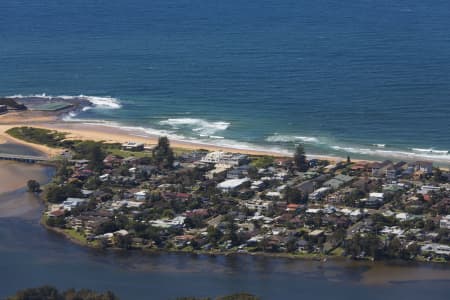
[0,143,44,156]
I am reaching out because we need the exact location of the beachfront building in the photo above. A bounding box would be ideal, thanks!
[201,151,248,166]
[415,161,433,174]
[121,142,144,152]
[217,177,250,192]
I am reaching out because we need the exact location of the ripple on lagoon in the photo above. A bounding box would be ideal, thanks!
[1,215,450,299]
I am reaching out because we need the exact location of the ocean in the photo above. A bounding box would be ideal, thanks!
[1,0,449,163]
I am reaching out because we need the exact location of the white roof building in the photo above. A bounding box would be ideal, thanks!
[217,178,250,191]
[134,190,148,201]
[440,215,450,230]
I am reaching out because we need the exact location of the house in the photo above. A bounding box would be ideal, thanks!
[286,203,302,212]
[201,151,248,166]
[369,192,384,203]
[440,215,450,229]
[370,160,392,177]
[121,142,144,151]
[227,165,249,179]
[419,185,441,194]
[134,190,148,201]
[322,174,353,190]
[266,191,281,199]
[47,209,65,218]
[295,180,316,194]
[99,174,110,182]
[62,198,88,211]
[149,216,186,228]
[359,193,384,208]
[251,180,265,191]
[103,155,122,167]
[201,151,225,163]
[415,161,433,174]
[245,200,273,212]
[350,162,369,172]
[309,187,331,201]
[122,157,140,165]
[309,230,324,237]
[217,178,250,192]
[421,243,450,256]
[205,164,231,180]
[162,192,192,202]
[322,179,342,189]
[380,226,405,237]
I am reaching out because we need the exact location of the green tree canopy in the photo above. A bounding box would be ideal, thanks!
[152,136,174,169]
[294,144,308,172]
[27,179,41,193]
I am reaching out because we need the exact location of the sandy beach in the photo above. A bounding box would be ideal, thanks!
[0,111,348,162]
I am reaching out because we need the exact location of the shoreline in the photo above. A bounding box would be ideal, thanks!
[42,221,450,286]
[1,110,449,166]
[0,141,449,287]
[0,111,353,163]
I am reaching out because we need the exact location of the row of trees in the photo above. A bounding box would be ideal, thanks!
[8,286,258,300]
[7,286,118,300]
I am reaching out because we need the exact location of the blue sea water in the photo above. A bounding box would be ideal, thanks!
[1,0,449,163]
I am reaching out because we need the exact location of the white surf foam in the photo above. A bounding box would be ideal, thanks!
[373,144,386,148]
[332,145,450,163]
[159,118,230,136]
[9,93,122,110]
[411,148,448,155]
[266,134,320,144]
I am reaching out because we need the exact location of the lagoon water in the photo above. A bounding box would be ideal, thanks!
[0,146,449,299]
[1,196,450,299]
[0,0,450,163]
[1,219,450,300]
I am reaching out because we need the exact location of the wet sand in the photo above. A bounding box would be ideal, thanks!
[360,261,450,285]
[0,161,54,218]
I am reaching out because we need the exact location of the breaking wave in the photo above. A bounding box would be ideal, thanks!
[411,148,449,155]
[331,145,450,163]
[265,134,320,144]
[68,120,291,155]
[9,93,122,110]
[159,118,230,136]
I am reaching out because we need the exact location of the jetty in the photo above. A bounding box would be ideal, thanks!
[0,153,49,163]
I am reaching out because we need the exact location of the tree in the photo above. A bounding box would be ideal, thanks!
[56,159,71,179]
[284,186,307,204]
[286,238,298,253]
[434,168,444,183]
[7,286,119,300]
[27,179,41,193]
[44,183,68,203]
[294,144,308,172]
[152,136,174,169]
[74,141,105,171]
[207,225,223,246]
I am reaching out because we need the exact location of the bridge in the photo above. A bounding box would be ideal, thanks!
[0,153,49,163]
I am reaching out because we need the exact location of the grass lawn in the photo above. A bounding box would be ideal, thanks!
[63,229,88,244]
